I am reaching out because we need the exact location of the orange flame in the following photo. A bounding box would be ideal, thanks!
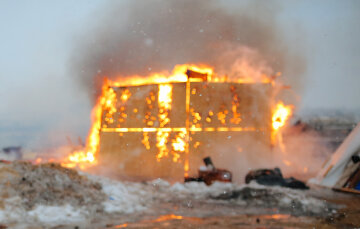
[59,63,291,173]
[111,64,213,87]
[61,82,112,169]
[158,84,172,127]
[271,101,293,146]
[154,214,183,222]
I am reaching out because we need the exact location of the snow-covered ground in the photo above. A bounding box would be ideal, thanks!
[0,162,338,228]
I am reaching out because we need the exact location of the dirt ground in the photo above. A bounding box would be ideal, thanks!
[100,186,360,229]
[1,162,359,229]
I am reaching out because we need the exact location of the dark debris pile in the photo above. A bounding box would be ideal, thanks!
[212,186,337,217]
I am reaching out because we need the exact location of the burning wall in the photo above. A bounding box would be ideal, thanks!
[99,82,272,180]
[99,65,278,180]
[60,64,292,181]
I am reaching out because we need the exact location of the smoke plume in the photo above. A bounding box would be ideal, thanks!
[69,0,322,182]
[72,0,305,101]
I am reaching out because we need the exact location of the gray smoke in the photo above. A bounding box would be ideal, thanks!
[71,0,305,101]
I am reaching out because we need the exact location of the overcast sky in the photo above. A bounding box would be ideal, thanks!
[0,0,359,148]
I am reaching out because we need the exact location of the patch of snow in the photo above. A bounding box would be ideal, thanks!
[0,198,88,226]
[269,185,328,213]
[169,181,237,199]
[0,197,27,223]
[28,204,86,224]
[90,175,150,214]
[149,178,171,188]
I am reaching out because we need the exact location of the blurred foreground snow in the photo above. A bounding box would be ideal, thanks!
[0,162,337,227]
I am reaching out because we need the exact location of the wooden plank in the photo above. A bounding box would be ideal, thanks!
[333,187,360,195]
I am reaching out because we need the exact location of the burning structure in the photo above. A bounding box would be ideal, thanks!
[60,64,292,181]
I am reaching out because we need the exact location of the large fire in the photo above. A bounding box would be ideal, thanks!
[54,64,293,175]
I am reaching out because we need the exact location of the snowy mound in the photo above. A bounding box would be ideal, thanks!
[0,162,106,210]
[0,162,152,226]
[0,162,106,224]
